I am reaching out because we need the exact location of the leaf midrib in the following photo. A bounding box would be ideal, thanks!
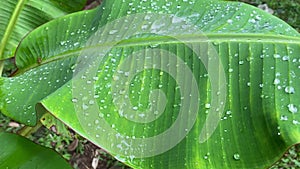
[15,33,300,75]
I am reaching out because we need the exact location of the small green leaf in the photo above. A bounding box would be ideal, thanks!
[40,112,71,136]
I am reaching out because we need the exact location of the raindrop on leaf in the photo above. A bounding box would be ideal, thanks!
[205,103,211,109]
[288,104,297,113]
[280,115,288,121]
[72,98,78,103]
[233,153,240,160]
[285,86,295,94]
[273,78,280,85]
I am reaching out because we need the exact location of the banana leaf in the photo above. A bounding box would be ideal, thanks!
[1,0,300,168]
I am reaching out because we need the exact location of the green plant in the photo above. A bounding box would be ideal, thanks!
[1,0,300,168]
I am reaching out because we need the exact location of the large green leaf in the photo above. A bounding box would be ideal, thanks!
[0,0,86,60]
[0,132,72,169]
[1,0,300,168]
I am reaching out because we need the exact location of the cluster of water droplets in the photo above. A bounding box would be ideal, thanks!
[3,58,76,124]
[272,52,300,126]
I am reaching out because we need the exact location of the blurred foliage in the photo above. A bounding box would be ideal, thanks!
[270,144,300,169]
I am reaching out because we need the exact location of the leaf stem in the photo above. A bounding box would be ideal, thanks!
[18,121,43,138]
[0,60,4,76]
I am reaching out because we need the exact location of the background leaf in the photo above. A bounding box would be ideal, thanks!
[0,132,72,169]
[0,0,87,60]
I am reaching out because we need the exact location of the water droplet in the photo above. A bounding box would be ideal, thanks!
[249,18,256,24]
[288,104,297,113]
[273,78,280,85]
[172,17,184,23]
[93,76,99,81]
[282,56,289,61]
[109,30,118,34]
[203,152,210,160]
[82,104,89,110]
[124,72,130,77]
[140,24,148,30]
[113,76,120,81]
[203,155,208,160]
[293,120,300,125]
[280,115,288,121]
[99,113,104,118]
[226,110,232,115]
[273,54,281,59]
[227,19,233,24]
[149,44,159,48]
[89,100,95,105]
[60,41,66,45]
[205,103,211,109]
[285,86,295,94]
[72,98,78,103]
[233,153,240,160]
